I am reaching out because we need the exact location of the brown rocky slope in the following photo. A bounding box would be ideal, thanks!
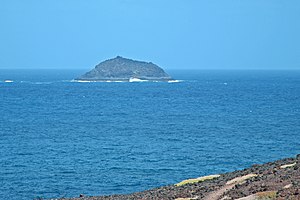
[57,154,300,200]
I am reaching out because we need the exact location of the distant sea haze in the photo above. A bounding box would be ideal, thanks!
[0,70,300,200]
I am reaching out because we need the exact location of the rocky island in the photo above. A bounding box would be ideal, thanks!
[76,56,173,82]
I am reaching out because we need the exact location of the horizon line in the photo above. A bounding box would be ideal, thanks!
[0,67,300,71]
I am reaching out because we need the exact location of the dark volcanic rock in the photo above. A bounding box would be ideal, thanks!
[56,154,300,200]
[76,56,172,82]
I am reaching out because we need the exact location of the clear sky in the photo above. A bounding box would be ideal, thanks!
[0,0,299,70]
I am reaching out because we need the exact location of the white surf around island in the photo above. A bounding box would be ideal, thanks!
[168,80,182,83]
[0,79,183,84]
[71,78,183,83]
[72,80,98,83]
[129,77,148,82]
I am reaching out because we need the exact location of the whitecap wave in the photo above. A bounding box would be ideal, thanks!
[168,80,183,83]
[4,80,14,83]
[129,78,148,82]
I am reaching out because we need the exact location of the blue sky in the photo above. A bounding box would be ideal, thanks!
[0,0,299,70]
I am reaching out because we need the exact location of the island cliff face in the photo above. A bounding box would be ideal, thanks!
[76,56,172,82]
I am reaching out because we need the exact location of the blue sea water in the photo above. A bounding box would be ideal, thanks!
[0,70,300,200]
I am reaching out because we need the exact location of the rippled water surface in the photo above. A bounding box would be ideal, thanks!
[1,70,300,199]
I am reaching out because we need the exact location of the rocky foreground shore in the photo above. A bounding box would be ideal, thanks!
[59,155,300,200]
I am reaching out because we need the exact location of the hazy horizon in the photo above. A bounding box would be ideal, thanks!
[1,0,299,70]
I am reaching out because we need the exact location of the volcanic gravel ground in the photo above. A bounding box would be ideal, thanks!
[55,155,300,200]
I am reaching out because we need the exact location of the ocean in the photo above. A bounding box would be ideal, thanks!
[0,70,299,200]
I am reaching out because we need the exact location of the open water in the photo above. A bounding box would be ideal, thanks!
[0,70,300,200]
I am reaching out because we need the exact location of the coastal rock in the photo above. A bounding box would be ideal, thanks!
[76,56,172,82]
[58,154,300,200]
